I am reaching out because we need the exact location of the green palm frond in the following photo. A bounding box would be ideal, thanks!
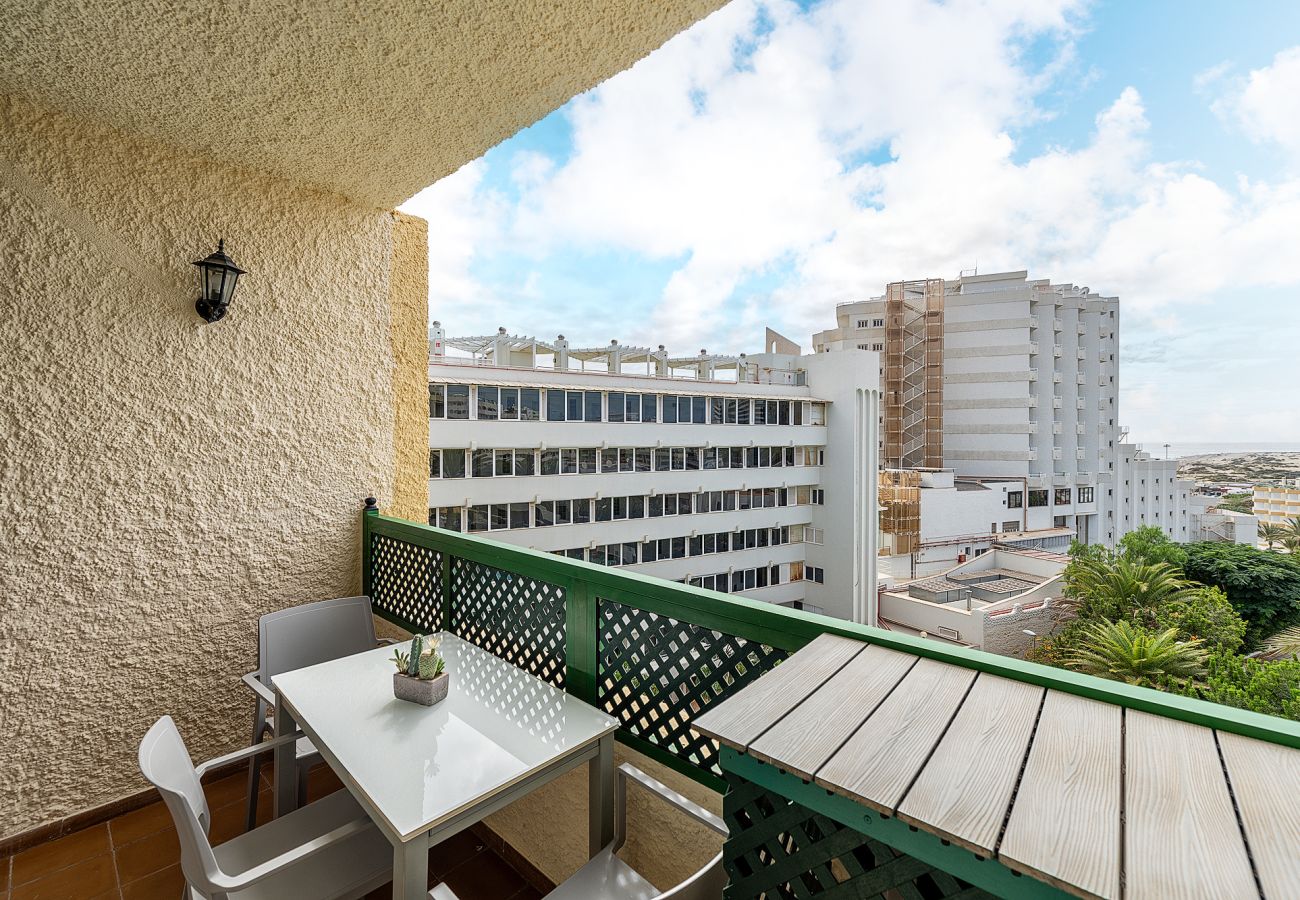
[1066,619,1207,687]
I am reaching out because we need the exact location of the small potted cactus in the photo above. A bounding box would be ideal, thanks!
[391,634,449,706]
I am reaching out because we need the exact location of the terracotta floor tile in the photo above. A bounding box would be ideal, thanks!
[206,789,272,846]
[429,830,486,880]
[120,863,185,900]
[202,771,252,811]
[10,853,116,900]
[441,849,529,900]
[305,765,344,803]
[11,825,110,887]
[113,826,179,885]
[108,802,171,849]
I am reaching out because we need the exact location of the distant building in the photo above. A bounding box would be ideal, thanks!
[425,324,882,623]
[1254,479,1300,528]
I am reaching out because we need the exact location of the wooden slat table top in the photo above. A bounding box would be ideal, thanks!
[998,691,1122,900]
[1124,711,1256,899]
[1218,730,1300,898]
[692,633,864,751]
[696,633,1299,900]
[896,674,1043,855]
[747,644,916,779]
[814,657,977,814]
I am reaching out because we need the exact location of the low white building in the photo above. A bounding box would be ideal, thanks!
[878,547,1068,656]
[426,326,882,623]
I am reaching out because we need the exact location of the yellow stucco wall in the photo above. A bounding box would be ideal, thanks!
[0,92,427,840]
[388,213,432,523]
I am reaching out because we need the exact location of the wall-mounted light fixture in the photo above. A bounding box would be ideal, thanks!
[193,239,246,323]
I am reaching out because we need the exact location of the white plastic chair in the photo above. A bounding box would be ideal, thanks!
[242,595,392,830]
[540,763,728,900]
[138,715,393,900]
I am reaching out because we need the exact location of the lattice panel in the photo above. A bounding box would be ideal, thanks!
[448,558,567,688]
[723,773,993,900]
[598,600,787,776]
[369,534,442,633]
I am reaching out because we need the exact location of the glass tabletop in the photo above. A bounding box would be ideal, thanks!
[272,632,618,840]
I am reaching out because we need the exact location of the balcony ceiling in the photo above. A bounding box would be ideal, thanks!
[0,0,721,208]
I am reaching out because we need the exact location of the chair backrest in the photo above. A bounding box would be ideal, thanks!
[138,716,225,896]
[259,595,378,681]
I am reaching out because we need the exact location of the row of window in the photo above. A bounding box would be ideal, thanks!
[429,384,825,426]
[429,486,823,532]
[583,526,795,567]
[428,445,826,479]
[1006,486,1094,509]
[855,318,885,329]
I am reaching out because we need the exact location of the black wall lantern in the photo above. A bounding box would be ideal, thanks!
[193,239,246,323]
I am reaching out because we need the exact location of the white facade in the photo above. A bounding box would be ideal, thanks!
[815,270,1117,550]
[426,329,881,623]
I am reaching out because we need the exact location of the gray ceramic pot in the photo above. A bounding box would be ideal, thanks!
[393,672,449,706]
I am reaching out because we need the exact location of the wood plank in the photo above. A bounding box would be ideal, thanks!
[691,633,865,751]
[1217,730,1300,899]
[1124,710,1257,900]
[998,691,1121,900]
[747,644,918,779]
[896,675,1043,855]
[814,657,976,813]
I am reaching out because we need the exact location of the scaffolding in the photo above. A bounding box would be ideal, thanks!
[879,469,922,556]
[883,278,944,469]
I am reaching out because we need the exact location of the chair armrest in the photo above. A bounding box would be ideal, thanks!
[241,672,277,706]
[195,730,305,778]
[617,763,727,839]
[209,815,375,892]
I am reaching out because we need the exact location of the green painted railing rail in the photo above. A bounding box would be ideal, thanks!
[362,508,1300,793]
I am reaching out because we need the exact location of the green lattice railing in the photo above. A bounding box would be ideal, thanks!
[361,507,1300,791]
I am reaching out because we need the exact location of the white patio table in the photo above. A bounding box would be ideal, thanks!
[270,632,618,900]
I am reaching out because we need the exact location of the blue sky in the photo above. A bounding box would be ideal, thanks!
[402,0,1300,442]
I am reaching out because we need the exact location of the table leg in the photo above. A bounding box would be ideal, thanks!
[589,733,615,855]
[393,838,429,900]
[272,696,299,818]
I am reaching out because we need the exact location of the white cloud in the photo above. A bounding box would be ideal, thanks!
[1214,46,1300,163]
[401,2,1300,439]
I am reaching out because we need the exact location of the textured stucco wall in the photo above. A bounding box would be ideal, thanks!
[0,93,425,839]
[388,213,432,522]
[0,0,724,207]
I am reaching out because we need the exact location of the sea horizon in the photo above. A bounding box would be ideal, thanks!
[1136,441,1300,460]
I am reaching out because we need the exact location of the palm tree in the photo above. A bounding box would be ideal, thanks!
[1259,523,1286,551]
[1285,516,1300,544]
[1067,620,1207,686]
[1065,557,1197,626]
[1263,624,1300,660]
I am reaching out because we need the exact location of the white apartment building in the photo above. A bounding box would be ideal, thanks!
[813,269,1219,564]
[426,326,881,623]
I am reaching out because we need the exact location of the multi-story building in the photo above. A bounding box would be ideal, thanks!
[813,270,1218,567]
[426,325,881,623]
[1254,479,1300,528]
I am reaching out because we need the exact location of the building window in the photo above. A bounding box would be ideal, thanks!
[873,318,884,327]
[1054,515,1068,527]
[1028,490,1049,508]
[446,384,470,419]
[1078,486,1094,503]
[1054,488,1072,505]
[1007,491,1023,509]
[807,566,825,584]
[1002,520,1020,532]
[856,319,869,328]
[429,384,446,418]
[477,386,498,420]
[803,526,824,545]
